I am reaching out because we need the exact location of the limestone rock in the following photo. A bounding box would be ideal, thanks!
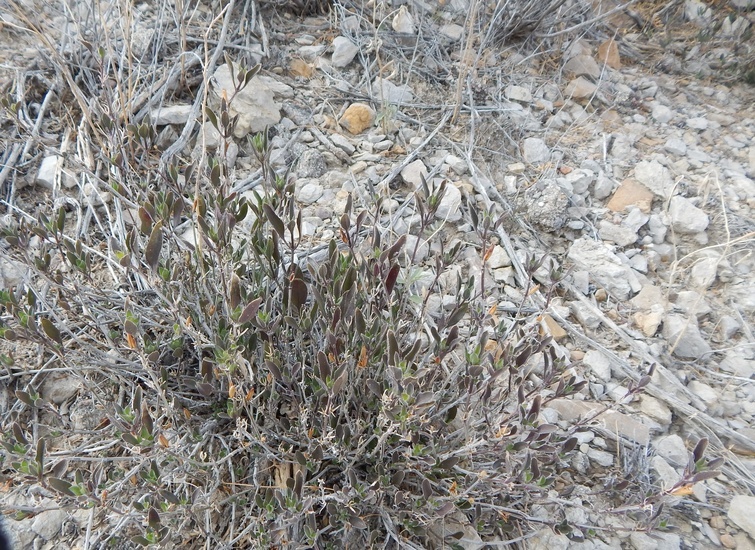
[668,195,709,234]
[435,182,462,222]
[565,76,597,99]
[728,495,755,540]
[373,77,414,105]
[150,104,193,125]
[567,237,634,300]
[400,159,428,189]
[331,36,359,68]
[634,160,674,198]
[524,180,568,232]
[563,55,601,79]
[522,137,550,164]
[211,64,281,137]
[339,103,376,134]
[663,314,712,359]
[655,434,688,467]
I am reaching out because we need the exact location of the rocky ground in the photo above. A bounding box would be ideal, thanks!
[1,0,755,548]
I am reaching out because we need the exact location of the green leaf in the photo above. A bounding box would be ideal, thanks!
[145,221,163,272]
[40,318,62,345]
[263,203,285,237]
[49,477,75,496]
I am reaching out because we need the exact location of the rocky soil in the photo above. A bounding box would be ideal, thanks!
[1,0,755,548]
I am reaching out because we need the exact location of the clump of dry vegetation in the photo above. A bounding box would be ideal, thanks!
[0,0,728,547]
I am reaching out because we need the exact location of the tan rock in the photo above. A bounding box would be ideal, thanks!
[563,54,601,79]
[598,39,621,69]
[289,58,314,79]
[564,76,597,99]
[339,103,376,134]
[542,315,567,340]
[606,179,654,213]
[634,308,663,337]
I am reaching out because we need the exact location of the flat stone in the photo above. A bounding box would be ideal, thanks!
[486,245,511,269]
[505,85,532,103]
[400,159,428,189]
[550,399,650,444]
[439,23,464,41]
[570,301,602,329]
[655,434,688,467]
[563,55,601,79]
[565,76,597,99]
[542,315,567,340]
[296,182,324,205]
[373,77,414,105]
[329,133,356,155]
[150,104,193,125]
[664,137,687,156]
[587,447,614,467]
[630,530,681,550]
[606,179,654,213]
[583,350,612,382]
[331,36,359,68]
[592,172,616,199]
[339,103,375,134]
[31,508,67,541]
[639,395,672,426]
[597,38,621,69]
[687,380,719,408]
[599,220,638,247]
[663,314,712,359]
[634,160,674,198]
[435,182,462,222]
[651,456,682,490]
[522,137,550,164]
[568,237,634,300]
[686,116,709,130]
[391,5,415,34]
[728,495,755,540]
[41,373,79,404]
[668,195,709,233]
[36,155,62,189]
[211,63,281,137]
[650,102,674,123]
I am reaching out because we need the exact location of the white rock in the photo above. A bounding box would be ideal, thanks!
[690,257,717,289]
[505,85,532,103]
[674,290,711,318]
[728,495,755,540]
[651,103,674,123]
[686,116,709,130]
[634,160,674,198]
[298,44,327,60]
[486,245,511,268]
[400,159,428,189]
[623,207,649,232]
[639,395,672,426]
[41,373,79,404]
[655,434,688,467]
[444,154,468,174]
[150,104,193,125]
[329,134,356,155]
[331,36,359,68]
[668,195,709,234]
[651,455,682,490]
[31,508,67,541]
[570,301,602,329]
[685,0,712,24]
[587,447,614,467]
[592,172,615,199]
[567,237,634,300]
[687,380,719,408]
[36,155,62,189]
[583,350,612,382]
[522,137,550,164]
[663,314,712,359]
[211,64,281,137]
[439,23,464,41]
[664,137,687,156]
[373,77,415,105]
[391,5,415,34]
[296,182,324,205]
[630,531,681,550]
[436,183,462,222]
[599,220,637,247]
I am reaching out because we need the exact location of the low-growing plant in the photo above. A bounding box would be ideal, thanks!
[1,58,722,549]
